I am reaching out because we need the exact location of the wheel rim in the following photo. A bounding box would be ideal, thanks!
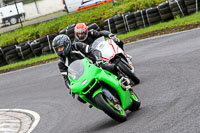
[104,97,125,115]
[10,18,17,24]
[130,93,139,102]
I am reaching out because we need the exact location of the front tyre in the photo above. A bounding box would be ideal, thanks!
[118,60,140,84]
[94,93,127,122]
[129,91,141,111]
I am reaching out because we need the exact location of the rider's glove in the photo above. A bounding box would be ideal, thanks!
[95,59,103,67]
[108,33,120,43]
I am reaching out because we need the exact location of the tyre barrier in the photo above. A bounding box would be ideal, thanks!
[184,0,200,14]
[0,23,101,67]
[123,12,138,32]
[17,41,35,60]
[158,1,174,21]
[103,17,117,34]
[0,47,8,66]
[168,0,188,18]
[2,45,22,64]
[88,23,101,31]
[146,7,162,25]
[37,33,58,55]
[59,24,76,41]
[135,9,149,28]
[113,14,128,34]
[102,0,198,32]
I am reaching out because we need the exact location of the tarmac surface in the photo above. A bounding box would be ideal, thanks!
[0,28,200,133]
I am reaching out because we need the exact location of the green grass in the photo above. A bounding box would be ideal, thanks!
[0,54,57,71]
[0,0,166,47]
[118,12,200,40]
[23,0,41,5]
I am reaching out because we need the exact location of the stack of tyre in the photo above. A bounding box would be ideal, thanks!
[28,40,43,56]
[88,23,101,31]
[2,45,22,64]
[103,17,117,34]
[158,1,174,21]
[0,47,8,66]
[59,24,76,41]
[168,0,187,18]
[123,12,137,32]
[0,53,7,66]
[0,47,7,66]
[17,41,35,60]
[184,0,200,14]
[113,14,127,34]
[36,33,58,55]
[146,7,162,25]
[135,9,149,28]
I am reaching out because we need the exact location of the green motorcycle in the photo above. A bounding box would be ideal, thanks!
[68,58,141,122]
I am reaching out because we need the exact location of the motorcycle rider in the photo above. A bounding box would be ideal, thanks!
[74,23,133,66]
[74,23,124,50]
[52,34,130,103]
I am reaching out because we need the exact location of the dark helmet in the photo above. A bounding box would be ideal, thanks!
[52,34,71,57]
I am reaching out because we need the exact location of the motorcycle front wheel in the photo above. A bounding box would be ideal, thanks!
[94,93,127,122]
[128,91,141,111]
[117,60,140,84]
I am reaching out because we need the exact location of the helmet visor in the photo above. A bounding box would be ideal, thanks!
[78,32,87,41]
[53,45,65,55]
[76,30,88,41]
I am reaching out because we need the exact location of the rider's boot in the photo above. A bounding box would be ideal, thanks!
[119,77,132,91]
[129,88,135,95]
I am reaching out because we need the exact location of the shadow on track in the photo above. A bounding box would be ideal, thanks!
[74,109,142,133]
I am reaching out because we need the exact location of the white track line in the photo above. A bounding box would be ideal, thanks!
[0,109,40,133]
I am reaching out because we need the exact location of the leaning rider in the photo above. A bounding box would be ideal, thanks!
[74,23,124,50]
[52,34,130,103]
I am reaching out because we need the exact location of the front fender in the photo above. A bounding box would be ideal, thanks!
[92,87,102,99]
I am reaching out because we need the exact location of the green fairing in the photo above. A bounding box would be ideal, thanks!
[68,58,134,110]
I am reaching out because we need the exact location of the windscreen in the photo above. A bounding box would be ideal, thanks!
[91,36,105,49]
[68,60,84,80]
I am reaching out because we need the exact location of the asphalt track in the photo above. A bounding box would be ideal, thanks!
[0,28,200,133]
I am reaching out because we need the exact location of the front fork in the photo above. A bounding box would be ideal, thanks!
[126,57,135,73]
[115,57,135,73]
[92,86,118,103]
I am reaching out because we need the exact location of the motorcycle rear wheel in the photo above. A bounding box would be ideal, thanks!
[95,93,127,122]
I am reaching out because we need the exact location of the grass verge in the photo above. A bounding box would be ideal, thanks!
[0,54,58,73]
